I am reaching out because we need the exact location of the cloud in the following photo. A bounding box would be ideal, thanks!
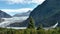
[1,8,33,13]
[0,0,45,4]
[1,8,33,16]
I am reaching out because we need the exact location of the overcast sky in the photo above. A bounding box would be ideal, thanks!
[0,0,45,16]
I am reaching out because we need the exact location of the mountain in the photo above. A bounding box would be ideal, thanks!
[0,10,12,18]
[9,0,60,27]
[28,0,60,27]
[14,10,31,17]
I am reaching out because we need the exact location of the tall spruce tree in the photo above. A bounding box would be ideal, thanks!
[27,17,35,29]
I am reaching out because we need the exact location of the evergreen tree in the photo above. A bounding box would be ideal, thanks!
[27,17,35,29]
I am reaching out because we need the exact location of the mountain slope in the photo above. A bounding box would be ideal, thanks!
[29,0,60,27]
[14,10,31,17]
[0,10,12,18]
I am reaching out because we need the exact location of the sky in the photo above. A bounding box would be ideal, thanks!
[0,0,45,16]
